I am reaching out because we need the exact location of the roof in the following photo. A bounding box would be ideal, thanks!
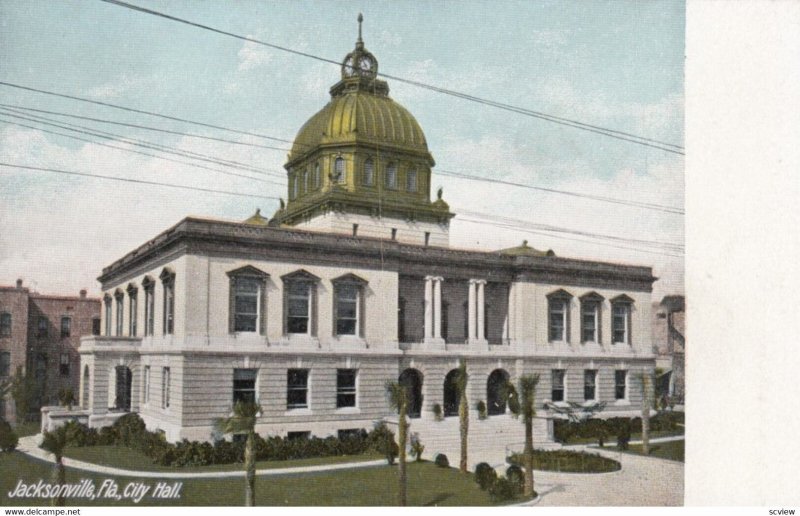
[496,240,555,257]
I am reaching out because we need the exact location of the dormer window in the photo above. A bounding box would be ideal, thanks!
[334,157,346,184]
[363,158,374,186]
[385,162,397,189]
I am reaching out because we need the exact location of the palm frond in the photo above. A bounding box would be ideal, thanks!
[385,381,408,413]
[215,401,261,435]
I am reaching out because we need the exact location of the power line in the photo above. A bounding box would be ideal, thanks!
[0,162,281,201]
[0,107,287,180]
[440,169,685,215]
[0,117,286,187]
[0,81,303,148]
[98,0,684,155]
[0,102,292,152]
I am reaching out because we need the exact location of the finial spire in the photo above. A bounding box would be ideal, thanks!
[357,13,363,43]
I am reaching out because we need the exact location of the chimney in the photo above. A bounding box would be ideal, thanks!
[16,278,22,289]
[80,289,87,299]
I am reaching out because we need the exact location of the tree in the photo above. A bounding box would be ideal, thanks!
[640,371,654,455]
[214,401,261,506]
[386,381,409,506]
[505,374,540,498]
[10,366,38,423]
[455,359,469,473]
[40,425,69,506]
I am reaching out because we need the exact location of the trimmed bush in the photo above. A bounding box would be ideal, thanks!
[432,403,443,421]
[0,419,19,452]
[474,462,497,490]
[476,401,487,420]
[368,421,397,465]
[488,477,517,502]
[505,465,525,493]
[434,453,449,468]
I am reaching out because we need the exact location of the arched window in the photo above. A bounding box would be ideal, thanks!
[333,273,367,337]
[547,289,573,343]
[406,168,418,192]
[399,369,423,418]
[314,162,321,188]
[443,369,461,417]
[611,294,634,344]
[487,369,510,415]
[304,166,310,193]
[227,266,269,334]
[334,157,346,184]
[363,158,374,186]
[385,162,397,189]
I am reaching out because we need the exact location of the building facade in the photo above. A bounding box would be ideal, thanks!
[78,25,658,452]
[0,279,100,423]
[654,295,685,403]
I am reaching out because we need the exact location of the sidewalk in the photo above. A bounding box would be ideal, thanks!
[16,434,385,479]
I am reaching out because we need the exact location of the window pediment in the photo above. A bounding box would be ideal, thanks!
[281,269,320,283]
[611,294,634,304]
[580,291,604,302]
[226,265,270,279]
[547,288,573,300]
[332,273,368,285]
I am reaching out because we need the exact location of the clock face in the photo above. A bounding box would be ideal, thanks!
[343,56,357,77]
[359,56,374,73]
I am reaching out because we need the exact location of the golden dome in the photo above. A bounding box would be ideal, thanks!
[288,90,431,163]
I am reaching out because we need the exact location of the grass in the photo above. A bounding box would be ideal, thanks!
[1,451,507,506]
[64,444,382,473]
[627,439,684,462]
[508,450,620,473]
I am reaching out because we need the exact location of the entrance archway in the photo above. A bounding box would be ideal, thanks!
[114,365,132,411]
[487,369,510,416]
[399,368,423,418]
[443,369,461,417]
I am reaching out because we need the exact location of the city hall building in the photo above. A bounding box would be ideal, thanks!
[77,26,657,452]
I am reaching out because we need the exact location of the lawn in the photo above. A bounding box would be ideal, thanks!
[628,439,684,462]
[0,451,505,506]
[64,445,382,473]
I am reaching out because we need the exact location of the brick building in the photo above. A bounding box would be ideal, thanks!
[0,279,100,423]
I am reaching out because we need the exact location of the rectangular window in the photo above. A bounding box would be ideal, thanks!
[115,295,124,336]
[336,369,357,408]
[144,285,155,336]
[612,303,630,344]
[129,291,138,337]
[287,431,310,441]
[0,312,11,337]
[162,367,171,409]
[406,169,418,192]
[584,369,597,401]
[287,369,309,409]
[338,429,363,439]
[0,351,10,377]
[233,277,261,332]
[287,282,311,334]
[615,370,628,400]
[59,352,70,376]
[163,279,174,335]
[37,316,48,339]
[551,369,565,402]
[335,284,359,336]
[233,368,257,404]
[60,317,71,339]
[144,366,150,403]
[581,301,599,343]
[548,299,567,342]
[92,318,101,336]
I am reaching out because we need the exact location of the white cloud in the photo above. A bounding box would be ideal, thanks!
[237,38,273,72]
[86,73,153,99]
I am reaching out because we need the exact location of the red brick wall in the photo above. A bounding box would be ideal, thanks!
[0,287,30,423]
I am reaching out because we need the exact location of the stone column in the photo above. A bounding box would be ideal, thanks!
[424,276,433,339]
[468,279,477,340]
[477,280,486,341]
[433,277,443,340]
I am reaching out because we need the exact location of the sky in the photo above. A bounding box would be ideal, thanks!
[0,0,685,299]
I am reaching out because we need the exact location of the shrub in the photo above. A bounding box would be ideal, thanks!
[505,465,525,493]
[434,453,449,468]
[112,413,147,447]
[62,420,100,447]
[409,433,425,462]
[0,419,19,452]
[476,401,487,420]
[488,477,517,502]
[58,388,77,409]
[474,462,497,490]
[432,403,443,421]
[368,421,397,465]
[507,450,620,473]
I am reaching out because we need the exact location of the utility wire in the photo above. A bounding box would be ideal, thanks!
[0,162,280,201]
[0,102,292,152]
[0,117,286,186]
[98,0,684,155]
[0,107,287,179]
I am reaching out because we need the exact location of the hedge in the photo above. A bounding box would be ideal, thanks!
[553,412,684,445]
[507,449,620,473]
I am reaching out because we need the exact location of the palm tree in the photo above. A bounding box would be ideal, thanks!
[214,401,261,506]
[505,374,540,498]
[386,380,409,506]
[640,371,653,455]
[40,425,69,506]
[456,359,469,473]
